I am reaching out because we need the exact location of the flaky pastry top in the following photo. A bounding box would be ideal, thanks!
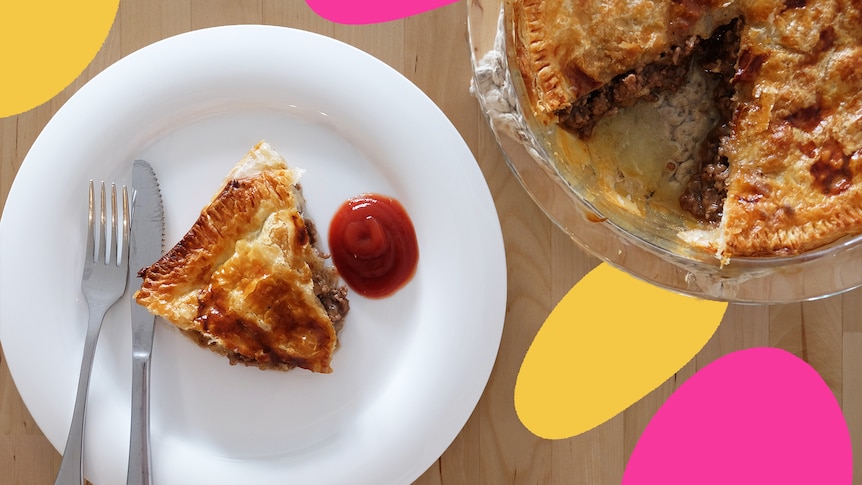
[135,141,340,373]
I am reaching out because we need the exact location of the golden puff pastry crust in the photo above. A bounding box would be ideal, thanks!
[509,0,862,261]
[135,141,349,373]
[717,1,862,260]
[510,0,737,122]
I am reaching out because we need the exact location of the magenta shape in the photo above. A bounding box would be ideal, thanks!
[622,347,853,485]
[305,0,459,24]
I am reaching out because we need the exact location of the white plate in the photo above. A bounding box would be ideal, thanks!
[0,26,506,485]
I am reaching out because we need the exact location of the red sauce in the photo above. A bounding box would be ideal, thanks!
[328,194,419,298]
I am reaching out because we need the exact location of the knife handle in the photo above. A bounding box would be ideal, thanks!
[126,351,153,485]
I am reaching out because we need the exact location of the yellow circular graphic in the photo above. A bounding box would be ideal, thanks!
[0,0,119,118]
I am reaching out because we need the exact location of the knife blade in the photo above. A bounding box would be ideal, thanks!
[127,159,164,485]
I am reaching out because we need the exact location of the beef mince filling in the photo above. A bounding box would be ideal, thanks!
[558,20,744,223]
[557,40,699,138]
[679,20,740,223]
[304,215,350,331]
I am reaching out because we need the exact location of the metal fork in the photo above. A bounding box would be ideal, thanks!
[55,181,131,485]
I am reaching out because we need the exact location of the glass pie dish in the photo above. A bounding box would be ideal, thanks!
[467,0,862,303]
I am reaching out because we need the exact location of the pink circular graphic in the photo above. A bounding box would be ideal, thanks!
[305,0,458,24]
[623,347,852,485]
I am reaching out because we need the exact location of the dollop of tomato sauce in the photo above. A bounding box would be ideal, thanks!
[328,194,419,298]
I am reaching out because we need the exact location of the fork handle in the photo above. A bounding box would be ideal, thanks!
[55,306,109,485]
[126,342,154,485]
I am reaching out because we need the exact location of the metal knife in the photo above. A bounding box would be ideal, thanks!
[127,160,164,485]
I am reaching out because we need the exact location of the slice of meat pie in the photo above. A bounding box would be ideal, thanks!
[135,141,349,373]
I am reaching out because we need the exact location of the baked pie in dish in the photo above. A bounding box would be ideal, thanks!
[509,0,862,263]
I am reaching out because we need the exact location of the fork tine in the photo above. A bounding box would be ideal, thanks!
[121,186,130,266]
[99,182,107,265]
[86,181,96,263]
[109,184,119,265]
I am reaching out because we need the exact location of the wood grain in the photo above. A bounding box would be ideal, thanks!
[1,1,859,484]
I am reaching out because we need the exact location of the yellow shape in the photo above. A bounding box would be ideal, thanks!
[515,262,727,439]
[0,0,119,117]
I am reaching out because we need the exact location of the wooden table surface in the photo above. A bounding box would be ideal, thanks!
[1,1,860,483]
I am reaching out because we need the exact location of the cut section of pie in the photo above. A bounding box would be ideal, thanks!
[511,0,739,134]
[510,0,862,262]
[135,141,349,373]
